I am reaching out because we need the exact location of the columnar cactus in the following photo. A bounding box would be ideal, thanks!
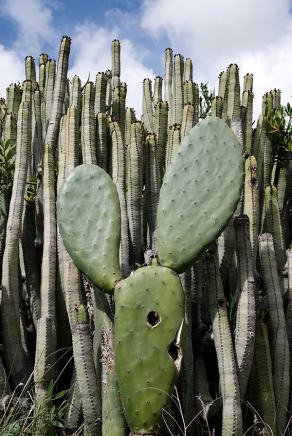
[1,97,33,387]
[1,33,291,436]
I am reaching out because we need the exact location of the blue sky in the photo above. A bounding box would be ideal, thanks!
[0,0,291,116]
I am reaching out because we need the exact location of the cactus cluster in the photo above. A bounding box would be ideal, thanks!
[0,35,291,436]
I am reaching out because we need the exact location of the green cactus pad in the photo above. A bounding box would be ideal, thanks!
[157,116,243,272]
[57,164,122,292]
[114,265,184,434]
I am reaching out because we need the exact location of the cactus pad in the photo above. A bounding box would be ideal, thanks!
[114,265,184,434]
[157,116,243,271]
[57,164,122,292]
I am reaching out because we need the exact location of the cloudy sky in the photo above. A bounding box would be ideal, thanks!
[0,0,291,117]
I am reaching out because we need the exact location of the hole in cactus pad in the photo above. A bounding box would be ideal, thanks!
[147,311,160,328]
[167,320,184,372]
[168,342,179,360]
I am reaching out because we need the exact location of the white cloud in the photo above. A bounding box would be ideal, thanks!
[236,26,292,115]
[0,0,56,54]
[69,22,155,115]
[0,44,23,98]
[141,0,292,116]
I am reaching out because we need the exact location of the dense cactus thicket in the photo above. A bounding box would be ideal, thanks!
[0,36,292,435]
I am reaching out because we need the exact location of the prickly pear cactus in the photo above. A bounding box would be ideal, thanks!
[57,164,122,292]
[157,116,243,272]
[115,265,184,434]
[57,116,243,435]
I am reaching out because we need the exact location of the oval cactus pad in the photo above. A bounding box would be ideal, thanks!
[57,164,122,292]
[114,265,184,434]
[157,117,243,272]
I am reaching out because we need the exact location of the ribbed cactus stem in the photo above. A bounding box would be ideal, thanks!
[0,98,5,137]
[81,82,97,165]
[39,53,48,65]
[6,83,22,117]
[243,73,253,92]
[153,76,162,107]
[101,320,126,436]
[164,48,173,126]
[262,185,286,273]
[252,313,276,432]
[206,251,242,435]
[274,160,288,213]
[165,123,181,168]
[193,82,199,125]
[211,96,223,118]
[21,79,33,104]
[71,304,101,434]
[64,368,82,431]
[32,89,43,172]
[37,36,71,326]
[34,316,56,408]
[125,107,136,147]
[96,112,109,171]
[43,59,56,135]
[241,90,253,155]
[46,36,71,147]
[95,72,107,115]
[243,156,260,262]
[3,113,17,145]
[250,115,266,205]
[38,59,47,93]
[112,82,127,142]
[34,142,57,402]
[25,56,36,87]
[144,133,161,253]
[105,69,112,109]
[21,81,33,178]
[34,38,69,397]
[262,92,273,115]
[22,198,41,327]
[1,100,32,387]
[181,103,194,138]
[271,88,281,109]
[39,53,49,65]
[183,57,193,82]
[126,121,144,265]
[65,106,79,175]
[259,233,290,434]
[34,173,44,251]
[142,78,154,133]
[154,101,168,175]
[192,261,214,421]
[218,70,228,99]
[0,188,11,285]
[234,215,255,397]
[64,78,70,112]
[111,121,130,276]
[183,80,194,106]
[61,107,101,431]
[173,54,184,125]
[112,39,121,89]
[61,109,81,314]
[226,64,241,121]
[179,269,195,426]
[56,114,67,296]
[263,131,273,190]
[70,75,81,117]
